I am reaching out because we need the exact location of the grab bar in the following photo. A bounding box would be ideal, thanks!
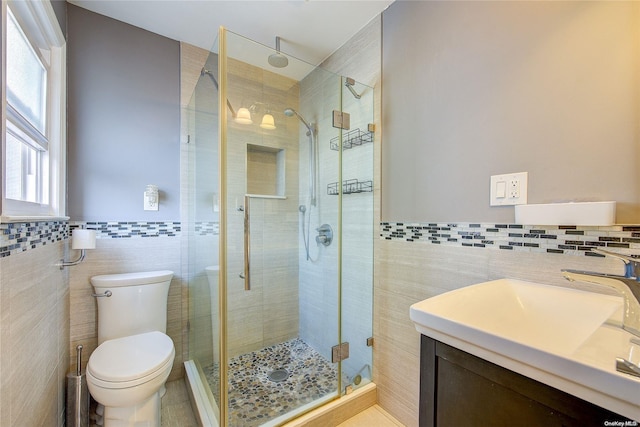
[242,195,250,291]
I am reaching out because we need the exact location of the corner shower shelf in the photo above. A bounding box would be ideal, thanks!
[330,128,373,151]
[327,179,373,196]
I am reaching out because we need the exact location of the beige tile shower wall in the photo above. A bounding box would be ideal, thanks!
[225,57,300,358]
[293,15,381,378]
[68,237,185,381]
[374,239,625,427]
[0,242,68,426]
[296,64,340,361]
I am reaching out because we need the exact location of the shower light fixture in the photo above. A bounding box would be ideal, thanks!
[260,114,276,130]
[235,107,253,125]
[236,103,276,129]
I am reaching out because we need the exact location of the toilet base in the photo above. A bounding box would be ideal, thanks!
[102,390,161,427]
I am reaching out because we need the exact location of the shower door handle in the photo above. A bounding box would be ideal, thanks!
[243,195,250,291]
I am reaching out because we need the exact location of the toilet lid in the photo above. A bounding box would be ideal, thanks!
[88,331,174,383]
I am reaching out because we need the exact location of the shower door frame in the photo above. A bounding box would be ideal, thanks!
[218,26,344,426]
[205,26,374,427]
[218,26,230,427]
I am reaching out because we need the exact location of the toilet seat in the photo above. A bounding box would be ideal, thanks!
[87,331,174,389]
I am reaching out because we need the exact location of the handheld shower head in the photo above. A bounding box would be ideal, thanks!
[284,108,313,135]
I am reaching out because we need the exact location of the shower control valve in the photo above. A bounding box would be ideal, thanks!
[316,224,333,247]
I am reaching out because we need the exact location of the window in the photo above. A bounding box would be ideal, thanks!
[2,1,65,218]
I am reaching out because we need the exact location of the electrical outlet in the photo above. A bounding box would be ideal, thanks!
[490,172,528,206]
[509,179,520,199]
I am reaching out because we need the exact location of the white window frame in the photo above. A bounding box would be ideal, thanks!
[1,0,66,220]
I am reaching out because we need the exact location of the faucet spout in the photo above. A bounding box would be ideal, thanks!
[590,248,640,279]
[562,269,640,338]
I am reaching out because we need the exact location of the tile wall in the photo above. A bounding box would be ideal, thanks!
[68,221,186,382]
[224,55,301,358]
[374,228,639,427]
[0,221,69,426]
[296,15,380,384]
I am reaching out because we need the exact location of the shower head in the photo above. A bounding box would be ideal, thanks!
[284,107,313,135]
[268,53,288,68]
[268,36,289,68]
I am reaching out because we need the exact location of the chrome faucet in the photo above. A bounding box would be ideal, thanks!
[562,248,640,378]
[562,248,640,338]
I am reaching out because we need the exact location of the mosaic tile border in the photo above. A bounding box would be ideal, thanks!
[0,220,68,258]
[0,219,219,257]
[194,221,219,236]
[380,222,640,257]
[71,221,181,238]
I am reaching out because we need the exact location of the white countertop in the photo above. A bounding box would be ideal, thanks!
[410,278,640,421]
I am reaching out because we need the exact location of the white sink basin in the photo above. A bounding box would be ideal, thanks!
[410,279,621,355]
[410,278,640,421]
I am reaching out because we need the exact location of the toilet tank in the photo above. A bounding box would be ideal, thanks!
[91,270,173,344]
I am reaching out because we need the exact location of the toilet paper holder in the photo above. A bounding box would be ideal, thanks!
[58,228,97,270]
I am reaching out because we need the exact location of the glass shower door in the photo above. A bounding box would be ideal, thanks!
[182,27,375,427]
[219,28,343,426]
[184,38,222,426]
[338,76,375,392]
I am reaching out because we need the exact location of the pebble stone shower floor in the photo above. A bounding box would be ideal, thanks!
[204,338,341,427]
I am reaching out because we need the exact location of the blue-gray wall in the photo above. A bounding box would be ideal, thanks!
[382,1,640,224]
[51,0,66,35]
[67,5,180,221]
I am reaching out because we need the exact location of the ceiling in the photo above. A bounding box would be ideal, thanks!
[68,0,394,68]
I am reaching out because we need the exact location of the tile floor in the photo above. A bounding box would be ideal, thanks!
[161,379,199,427]
[337,405,404,427]
[204,338,342,427]
[161,379,404,427]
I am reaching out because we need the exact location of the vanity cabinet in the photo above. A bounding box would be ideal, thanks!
[419,335,634,427]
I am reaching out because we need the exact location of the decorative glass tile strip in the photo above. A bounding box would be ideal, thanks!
[70,221,182,238]
[380,222,640,258]
[0,220,68,258]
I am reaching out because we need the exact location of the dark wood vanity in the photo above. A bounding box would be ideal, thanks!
[419,335,635,427]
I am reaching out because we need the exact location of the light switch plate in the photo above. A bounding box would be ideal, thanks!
[490,172,528,206]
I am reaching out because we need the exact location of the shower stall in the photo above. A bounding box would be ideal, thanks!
[183,28,374,427]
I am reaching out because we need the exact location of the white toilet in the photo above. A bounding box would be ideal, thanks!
[86,270,175,426]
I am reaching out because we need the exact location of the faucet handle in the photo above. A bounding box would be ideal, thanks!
[591,248,640,279]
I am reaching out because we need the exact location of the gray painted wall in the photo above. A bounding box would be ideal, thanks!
[51,0,66,35]
[67,5,180,221]
[382,1,640,224]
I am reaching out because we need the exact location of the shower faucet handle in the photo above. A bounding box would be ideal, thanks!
[316,224,333,247]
